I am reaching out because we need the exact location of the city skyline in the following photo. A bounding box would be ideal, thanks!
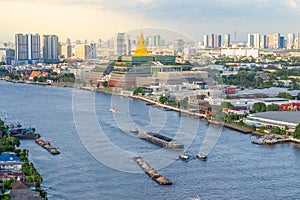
[1,0,300,42]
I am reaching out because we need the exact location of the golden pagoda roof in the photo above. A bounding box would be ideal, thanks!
[134,31,149,56]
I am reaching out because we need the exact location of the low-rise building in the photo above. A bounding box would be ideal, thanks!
[0,153,24,171]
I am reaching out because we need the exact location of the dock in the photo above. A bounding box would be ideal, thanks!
[251,134,291,145]
[35,139,60,155]
[133,156,172,185]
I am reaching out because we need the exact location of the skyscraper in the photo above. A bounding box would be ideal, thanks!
[247,34,254,48]
[173,39,184,55]
[60,43,72,59]
[223,34,231,47]
[260,35,268,49]
[287,33,295,49]
[268,33,280,49]
[75,44,92,60]
[247,33,260,48]
[214,35,222,48]
[114,32,127,55]
[15,33,40,63]
[208,34,214,48]
[203,34,209,48]
[147,35,161,47]
[298,33,300,49]
[42,35,59,63]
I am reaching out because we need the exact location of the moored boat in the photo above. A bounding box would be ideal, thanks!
[9,127,40,140]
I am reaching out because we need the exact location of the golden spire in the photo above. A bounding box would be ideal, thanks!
[134,30,149,56]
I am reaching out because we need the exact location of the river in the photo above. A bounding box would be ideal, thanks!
[0,81,300,200]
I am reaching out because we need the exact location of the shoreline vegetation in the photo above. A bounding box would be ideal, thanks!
[0,119,47,199]
[2,79,300,145]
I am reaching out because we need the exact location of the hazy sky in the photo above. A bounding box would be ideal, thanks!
[1,0,300,42]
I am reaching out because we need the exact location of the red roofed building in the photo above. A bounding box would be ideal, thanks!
[29,71,41,80]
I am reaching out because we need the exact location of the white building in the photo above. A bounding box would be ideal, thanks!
[221,48,259,58]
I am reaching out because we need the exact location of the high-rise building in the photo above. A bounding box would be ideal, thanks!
[147,35,161,47]
[42,35,59,63]
[223,34,231,47]
[287,33,295,49]
[247,33,260,48]
[90,42,97,59]
[279,36,285,48]
[247,34,254,48]
[60,43,72,59]
[203,34,209,48]
[208,34,214,48]
[260,35,268,49]
[0,48,15,65]
[114,32,127,55]
[75,44,91,60]
[295,37,299,49]
[298,33,300,49]
[267,33,280,49]
[15,33,40,63]
[173,39,184,55]
[214,35,222,48]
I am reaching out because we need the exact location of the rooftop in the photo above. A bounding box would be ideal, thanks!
[250,111,300,125]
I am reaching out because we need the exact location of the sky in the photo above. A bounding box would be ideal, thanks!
[1,0,300,43]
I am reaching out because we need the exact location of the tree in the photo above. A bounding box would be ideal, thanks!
[252,102,266,113]
[102,81,108,87]
[220,102,234,109]
[293,123,300,139]
[277,92,294,100]
[267,104,279,111]
[179,97,188,109]
[159,96,168,104]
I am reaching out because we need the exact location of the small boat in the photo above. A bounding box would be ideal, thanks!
[130,128,139,135]
[109,107,119,113]
[146,102,155,106]
[163,107,173,111]
[179,153,191,162]
[196,153,207,161]
[251,136,265,145]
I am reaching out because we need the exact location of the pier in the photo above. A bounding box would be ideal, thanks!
[133,156,172,185]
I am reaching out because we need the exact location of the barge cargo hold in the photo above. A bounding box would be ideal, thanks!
[35,139,60,155]
[133,156,172,185]
[139,132,184,150]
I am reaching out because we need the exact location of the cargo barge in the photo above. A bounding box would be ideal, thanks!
[133,156,172,185]
[139,132,184,150]
[35,139,60,155]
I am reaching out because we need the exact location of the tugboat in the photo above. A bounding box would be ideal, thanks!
[109,107,119,113]
[179,153,191,162]
[130,128,139,135]
[196,153,207,161]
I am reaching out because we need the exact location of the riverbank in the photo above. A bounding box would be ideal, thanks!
[0,119,47,199]
[2,80,300,144]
